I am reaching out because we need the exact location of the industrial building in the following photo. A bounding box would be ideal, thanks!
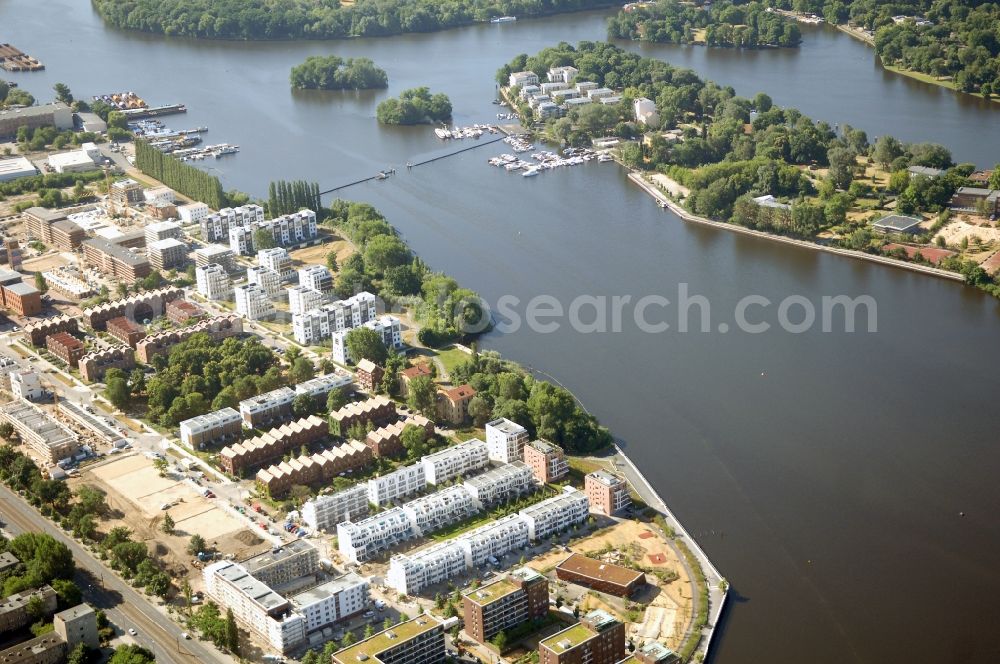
[0,102,72,139]
[0,156,37,182]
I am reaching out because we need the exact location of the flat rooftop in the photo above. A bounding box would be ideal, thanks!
[541,621,595,652]
[587,470,625,486]
[243,539,315,573]
[486,418,526,435]
[556,553,644,588]
[0,401,77,449]
[215,563,288,612]
[333,614,440,663]
[290,572,366,608]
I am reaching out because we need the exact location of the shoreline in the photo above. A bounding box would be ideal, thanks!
[611,444,729,661]
[627,172,967,283]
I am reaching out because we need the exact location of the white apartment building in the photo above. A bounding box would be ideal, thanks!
[239,386,295,428]
[258,247,293,280]
[235,284,275,320]
[242,540,320,588]
[287,285,325,316]
[247,266,281,299]
[485,418,528,463]
[10,370,44,401]
[256,209,318,248]
[298,264,333,293]
[147,238,188,271]
[144,220,182,244]
[301,485,370,532]
[292,291,377,345]
[143,186,175,206]
[289,573,369,633]
[332,315,402,365]
[401,486,477,537]
[337,507,415,564]
[457,514,529,568]
[547,65,579,84]
[462,461,534,509]
[229,225,255,256]
[194,244,234,272]
[509,71,539,88]
[294,372,354,401]
[203,561,306,653]
[519,487,589,541]
[177,202,209,225]
[421,439,490,485]
[386,514,532,595]
[367,462,427,507]
[201,204,264,243]
[386,542,467,596]
[634,97,659,126]
[179,407,242,448]
[196,263,233,301]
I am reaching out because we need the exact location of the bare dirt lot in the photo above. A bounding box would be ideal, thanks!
[935,218,1000,247]
[289,230,355,267]
[528,518,692,651]
[74,454,267,591]
[21,252,72,273]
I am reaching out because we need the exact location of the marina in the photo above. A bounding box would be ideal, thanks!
[433,123,498,140]
[489,145,613,176]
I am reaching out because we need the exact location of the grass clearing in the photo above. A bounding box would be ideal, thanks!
[433,345,471,379]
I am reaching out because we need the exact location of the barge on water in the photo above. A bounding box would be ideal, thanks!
[120,104,187,119]
[0,43,44,71]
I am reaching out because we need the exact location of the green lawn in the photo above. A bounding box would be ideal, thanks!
[433,345,471,378]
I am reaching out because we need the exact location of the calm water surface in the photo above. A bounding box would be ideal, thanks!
[5,3,1000,662]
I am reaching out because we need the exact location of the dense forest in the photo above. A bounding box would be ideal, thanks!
[376,87,452,125]
[90,0,619,40]
[290,56,388,90]
[499,42,1000,294]
[134,140,227,209]
[609,0,802,48]
[767,0,1000,95]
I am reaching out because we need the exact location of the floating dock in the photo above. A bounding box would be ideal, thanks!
[0,43,44,71]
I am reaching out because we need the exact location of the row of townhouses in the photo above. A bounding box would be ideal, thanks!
[385,486,589,595]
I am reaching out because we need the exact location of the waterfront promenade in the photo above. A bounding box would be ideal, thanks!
[627,172,966,283]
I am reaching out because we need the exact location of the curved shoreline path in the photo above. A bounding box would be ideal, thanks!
[521,362,728,660]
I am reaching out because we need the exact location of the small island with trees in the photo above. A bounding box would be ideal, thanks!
[376,87,452,125]
[290,55,388,90]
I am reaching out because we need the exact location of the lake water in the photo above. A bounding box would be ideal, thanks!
[5,2,1000,662]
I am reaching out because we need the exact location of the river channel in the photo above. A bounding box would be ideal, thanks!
[5,3,1000,662]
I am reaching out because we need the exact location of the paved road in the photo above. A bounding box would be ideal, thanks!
[0,483,231,664]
